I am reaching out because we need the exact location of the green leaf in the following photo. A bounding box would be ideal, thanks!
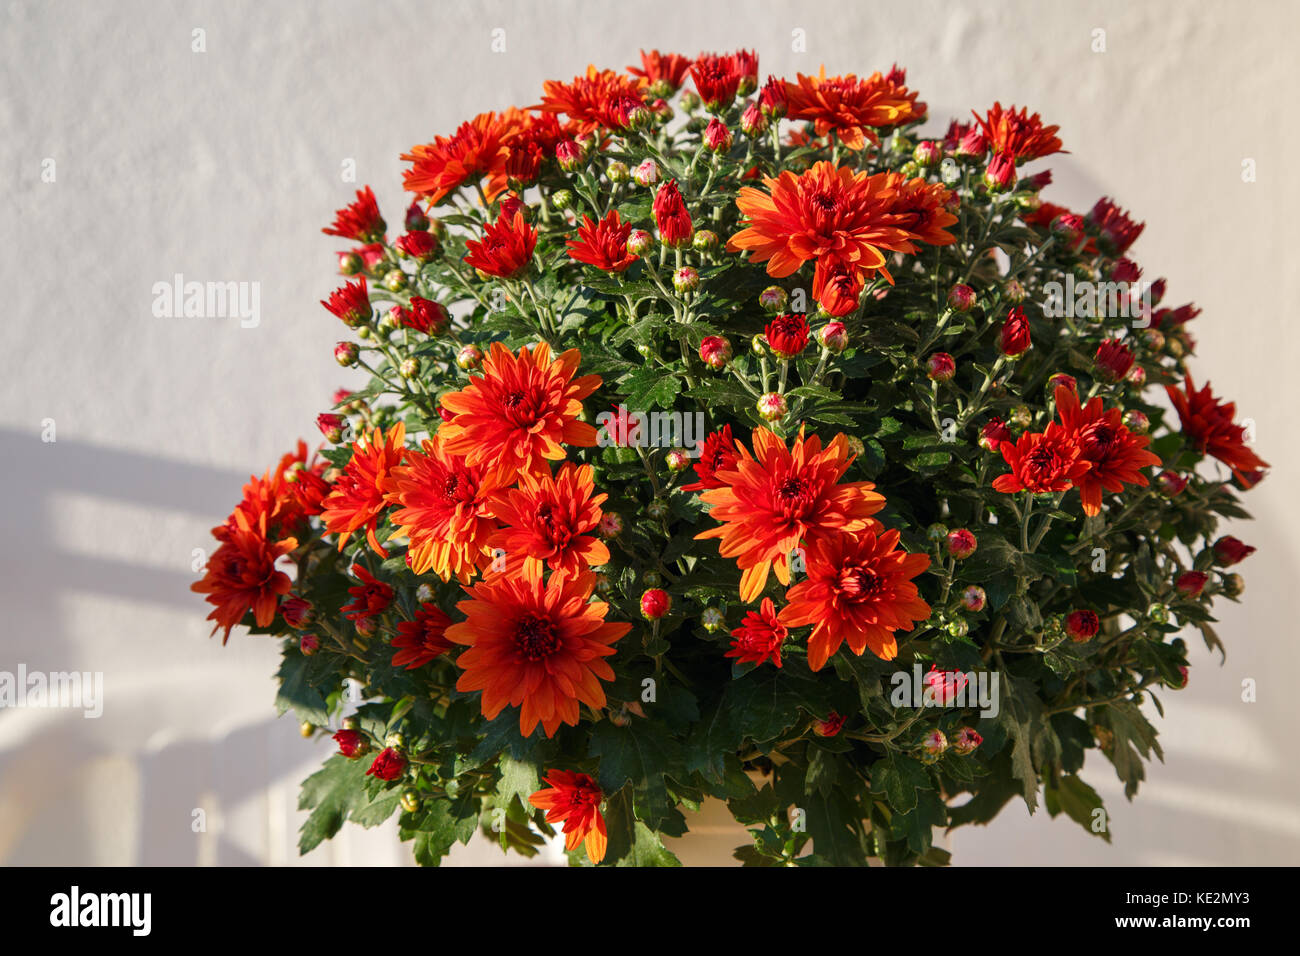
[1044,774,1111,843]
[275,649,331,727]
[297,754,368,855]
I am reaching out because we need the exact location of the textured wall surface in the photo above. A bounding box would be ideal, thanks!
[2,0,1296,866]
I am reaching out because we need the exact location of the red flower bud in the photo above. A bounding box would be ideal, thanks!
[979,417,1012,452]
[653,179,693,246]
[1065,609,1100,642]
[1176,570,1209,597]
[946,528,977,559]
[699,335,732,369]
[1094,338,1135,382]
[334,341,359,367]
[927,352,956,382]
[999,306,1031,357]
[299,634,320,655]
[316,412,346,443]
[1156,470,1188,496]
[947,284,976,312]
[817,321,848,353]
[333,728,365,758]
[814,712,846,737]
[366,747,407,781]
[1212,535,1255,566]
[281,596,315,629]
[984,153,1017,192]
[704,118,732,152]
[640,588,671,620]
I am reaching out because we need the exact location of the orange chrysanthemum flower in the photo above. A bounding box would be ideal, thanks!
[191,508,296,644]
[463,210,537,278]
[488,463,610,585]
[1054,385,1161,516]
[778,529,931,669]
[785,66,925,150]
[695,426,886,603]
[439,341,601,477]
[884,172,959,248]
[447,571,630,738]
[727,161,912,283]
[320,422,407,556]
[1165,376,1270,482]
[566,209,638,272]
[401,111,513,206]
[529,770,607,863]
[538,65,647,133]
[972,102,1064,163]
[383,433,507,583]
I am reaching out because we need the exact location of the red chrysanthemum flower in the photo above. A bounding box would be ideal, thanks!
[342,565,393,623]
[322,186,386,242]
[991,425,1090,495]
[439,342,601,477]
[566,209,638,272]
[529,770,607,863]
[695,426,886,603]
[727,162,914,284]
[785,67,926,149]
[1213,535,1255,566]
[972,102,1064,163]
[366,747,407,781]
[690,52,745,110]
[333,728,364,758]
[1055,386,1161,515]
[447,570,630,738]
[320,422,407,556]
[778,528,932,669]
[320,277,371,327]
[765,313,810,358]
[682,425,740,491]
[404,296,450,335]
[394,230,437,261]
[1094,338,1134,382]
[1165,376,1269,482]
[1087,197,1145,255]
[383,432,507,583]
[653,179,694,246]
[392,603,454,669]
[401,111,513,206]
[464,210,537,278]
[628,50,692,93]
[726,597,788,668]
[191,507,296,643]
[538,65,647,133]
[487,463,610,585]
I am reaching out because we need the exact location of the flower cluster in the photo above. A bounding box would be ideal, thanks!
[196,49,1266,867]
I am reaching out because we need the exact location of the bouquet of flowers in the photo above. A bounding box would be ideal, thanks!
[192,49,1268,866]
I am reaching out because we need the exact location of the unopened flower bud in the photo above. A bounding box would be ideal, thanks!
[921,729,948,757]
[383,269,407,292]
[550,189,573,210]
[701,607,726,632]
[334,341,359,367]
[947,618,969,638]
[759,285,788,313]
[400,790,421,814]
[646,499,670,521]
[947,284,976,312]
[756,391,787,422]
[952,727,983,755]
[633,158,659,187]
[913,140,941,167]
[339,251,362,275]
[946,529,977,559]
[692,229,719,252]
[1222,573,1244,597]
[1065,609,1100,642]
[704,118,732,152]
[673,266,699,294]
[961,586,987,612]
[926,522,949,543]
[927,352,956,382]
[299,634,320,655]
[399,357,420,379]
[599,513,623,538]
[665,449,690,472]
[1156,471,1188,496]
[699,335,732,369]
[640,588,671,620]
[1122,409,1150,434]
[817,321,848,353]
[555,139,583,172]
[456,344,484,370]
[626,229,653,256]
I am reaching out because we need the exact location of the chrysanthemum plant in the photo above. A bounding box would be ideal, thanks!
[194,51,1267,866]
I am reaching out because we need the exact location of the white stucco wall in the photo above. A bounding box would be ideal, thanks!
[2,0,1296,865]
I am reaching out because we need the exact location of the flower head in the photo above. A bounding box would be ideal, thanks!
[392,603,454,669]
[682,425,739,491]
[464,210,537,278]
[566,209,637,272]
[438,342,601,477]
[778,529,932,669]
[726,597,788,667]
[529,770,607,863]
[653,179,694,246]
[991,426,1089,495]
[401,111,514,206]
[487,463,610,585]
[447,571,630,738]
[342,566,394,623]
[695,426,886,603]
[321,277,372,327]
[190,508,296,643]
[785,67,925,149]
[972,102,1064,162]
[321,423,407,556]
[1054,385,1160,515]
[323,186,386,241]
[1166,376,1269,482]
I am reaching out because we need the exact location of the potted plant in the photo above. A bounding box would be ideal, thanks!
[192,49,1267,866]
